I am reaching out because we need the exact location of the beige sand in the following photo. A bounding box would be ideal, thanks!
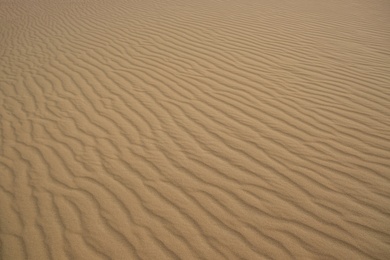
[1,0,390,259]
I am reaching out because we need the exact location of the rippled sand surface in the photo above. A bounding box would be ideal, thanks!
[1,0,390,259]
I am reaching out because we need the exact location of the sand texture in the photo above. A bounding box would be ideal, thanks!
[1,0,390,259]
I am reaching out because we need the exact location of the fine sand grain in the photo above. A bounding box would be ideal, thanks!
[1,0,390,259]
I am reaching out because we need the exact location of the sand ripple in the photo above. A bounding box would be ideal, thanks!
[1,0,390,259]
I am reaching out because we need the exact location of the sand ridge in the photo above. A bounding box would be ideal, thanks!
[1,0,390,259]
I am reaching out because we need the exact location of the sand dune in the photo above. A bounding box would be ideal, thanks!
[1,0,390,259]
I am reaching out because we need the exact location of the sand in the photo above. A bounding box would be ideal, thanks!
[1,0,390,259]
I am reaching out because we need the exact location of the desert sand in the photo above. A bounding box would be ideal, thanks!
[1,0,390,259]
